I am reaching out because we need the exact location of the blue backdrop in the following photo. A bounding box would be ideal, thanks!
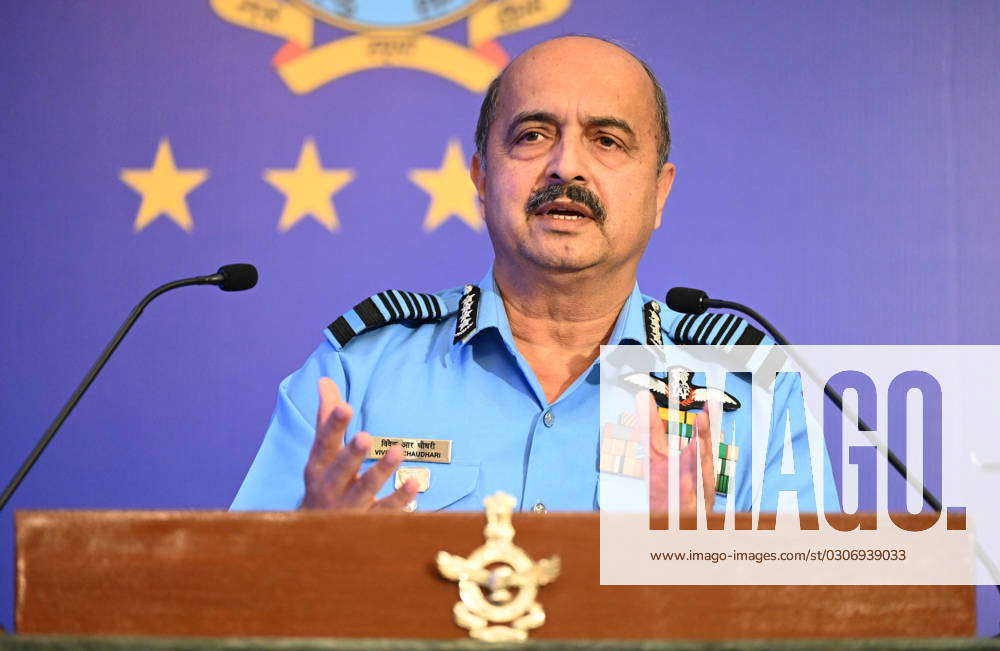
[2,0,998,635]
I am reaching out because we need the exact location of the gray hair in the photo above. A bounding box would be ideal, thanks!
[474,37,671,169]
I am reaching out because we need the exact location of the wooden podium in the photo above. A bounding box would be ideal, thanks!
[15,510,974,641]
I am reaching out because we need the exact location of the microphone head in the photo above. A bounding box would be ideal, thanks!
[216,264,258,292]
[665,287,709,315]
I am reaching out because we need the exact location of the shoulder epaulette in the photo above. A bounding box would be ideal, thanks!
[327,290,448,348]
[668,311,786,385]
[668,312,764,347]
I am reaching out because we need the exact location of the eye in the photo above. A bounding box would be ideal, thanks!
[596,135,623,149]
[516,130,545,144]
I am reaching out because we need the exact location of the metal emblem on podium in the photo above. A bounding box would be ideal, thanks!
[436,492,561,642]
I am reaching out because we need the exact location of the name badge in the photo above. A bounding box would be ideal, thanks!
[366,437,453,463]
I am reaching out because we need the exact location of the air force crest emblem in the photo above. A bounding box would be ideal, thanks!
[211,0,573,94]
[437,492,560,641]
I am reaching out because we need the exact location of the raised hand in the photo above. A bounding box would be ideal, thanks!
[300,377,419,510]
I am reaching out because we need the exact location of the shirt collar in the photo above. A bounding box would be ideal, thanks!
[450,265,649,358]
[471,266,508,341]
[609,283,648,345]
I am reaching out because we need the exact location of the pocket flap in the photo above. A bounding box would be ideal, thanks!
[366,462,480,512]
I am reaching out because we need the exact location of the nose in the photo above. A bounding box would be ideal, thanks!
[544,135,588,185]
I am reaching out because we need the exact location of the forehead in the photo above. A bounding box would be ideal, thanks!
[497,38,656,131]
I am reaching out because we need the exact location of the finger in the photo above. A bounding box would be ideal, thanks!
[676,405,711,510]
[694,408,717,509]
[343,442,405,507]
[677,434,699,500]
[322,431,375,499]
[310,378,351,469]
[636,390,668,457]
[373,478,420,511]
[640,391,671,514]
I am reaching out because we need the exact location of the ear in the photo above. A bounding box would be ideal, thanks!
[652,162,676,229]
[470,152,487,210]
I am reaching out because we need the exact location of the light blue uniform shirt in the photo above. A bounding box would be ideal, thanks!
[232,268,839,513]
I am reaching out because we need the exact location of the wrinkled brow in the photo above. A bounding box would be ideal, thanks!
[504,111,637,141]
[586,116,636,139]
[505,111,559,141]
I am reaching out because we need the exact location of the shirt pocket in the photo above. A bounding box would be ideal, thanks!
[366,461,480,512]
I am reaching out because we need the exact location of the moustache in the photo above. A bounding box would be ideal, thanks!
[524,183,607,226]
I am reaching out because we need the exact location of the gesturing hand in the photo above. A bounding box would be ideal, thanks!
[300,377,419,510]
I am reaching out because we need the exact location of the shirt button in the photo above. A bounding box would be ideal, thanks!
[542,411,554,427]
[532,502,547,514]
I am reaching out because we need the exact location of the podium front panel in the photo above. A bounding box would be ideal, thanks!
[15,511,974,639]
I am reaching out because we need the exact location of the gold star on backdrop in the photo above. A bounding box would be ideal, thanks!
[263,138,355,232]
[119,138,208,232]
[408,139,483,233]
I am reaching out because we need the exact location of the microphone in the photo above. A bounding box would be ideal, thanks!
[198,263,258,292]
[664,287,709,314]
[0,264,258,511]
[665,285,940,512]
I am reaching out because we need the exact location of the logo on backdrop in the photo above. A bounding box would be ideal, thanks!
[209,0,572,93]
[121,1,573,235]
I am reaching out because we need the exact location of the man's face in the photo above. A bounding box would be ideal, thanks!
[472,37,675,277]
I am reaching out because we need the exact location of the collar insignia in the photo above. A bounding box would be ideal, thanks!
[453,284,481,344]
[643,300,663,346]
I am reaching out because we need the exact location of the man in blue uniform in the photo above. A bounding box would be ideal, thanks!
[232,36,837,514]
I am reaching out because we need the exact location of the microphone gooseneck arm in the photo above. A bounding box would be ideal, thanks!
[0,267,256,512]
[704,298,791,347]
[675,291,942,512]
[669,288,997,621]
[698,293,1000,604]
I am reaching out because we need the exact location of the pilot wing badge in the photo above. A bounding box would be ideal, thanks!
[622,366,741,412]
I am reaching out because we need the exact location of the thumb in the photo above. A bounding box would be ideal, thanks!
[636,390,668,457]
